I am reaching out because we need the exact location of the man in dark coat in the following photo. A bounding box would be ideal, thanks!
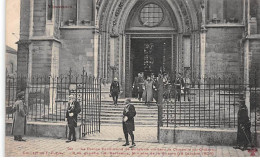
[11,91,27,141]
[132,75,139,98]
[233,99,252,150]
[122,98,136,148]
[66,95,81,142]
[110,77,120,105]
[174,73,184,101]
[137,73,144,101]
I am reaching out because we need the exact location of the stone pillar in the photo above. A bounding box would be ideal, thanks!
[244,39,252,115]
[122,34,126,98]
[29,0,34,38]
[183,36,191,68]
[109,34,119,81]
[93,30,99,77]
[200,29,207,82]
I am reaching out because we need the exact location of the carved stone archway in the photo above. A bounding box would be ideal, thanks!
[97,0,200,97]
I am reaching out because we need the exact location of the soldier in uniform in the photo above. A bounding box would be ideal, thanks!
[122,98,136,148]
[66,95,81,143]
[233,98,252,150]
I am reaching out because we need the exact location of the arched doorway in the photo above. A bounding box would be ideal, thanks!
[124,1,178,97]
[97,0,200,98]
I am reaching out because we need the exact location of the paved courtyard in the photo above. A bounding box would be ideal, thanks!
[5,135,259,157]
[85,125,158,143]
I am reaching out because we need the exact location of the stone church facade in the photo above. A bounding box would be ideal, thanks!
[17,0,260,97]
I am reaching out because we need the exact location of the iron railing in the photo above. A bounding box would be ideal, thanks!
[5,69,102,137]
[158,75,259,146]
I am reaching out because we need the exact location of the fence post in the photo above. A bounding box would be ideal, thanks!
[157,74,163,141]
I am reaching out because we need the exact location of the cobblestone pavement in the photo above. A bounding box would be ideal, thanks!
[5,135,259,157]
[85,125,157,143]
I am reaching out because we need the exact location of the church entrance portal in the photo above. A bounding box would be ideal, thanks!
[130,38,172,97]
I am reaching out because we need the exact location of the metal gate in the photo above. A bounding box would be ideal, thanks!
[5,68,102,138]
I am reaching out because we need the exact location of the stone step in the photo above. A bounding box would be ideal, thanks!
[100,111,155,117]
[101,116,158,122]
[100,119,157,125]
[101,110,157,115]
[101,108,158,112]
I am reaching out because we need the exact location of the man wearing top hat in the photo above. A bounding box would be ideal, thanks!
[66,94,81,142]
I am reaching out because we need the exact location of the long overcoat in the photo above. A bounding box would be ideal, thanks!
[123,104,136,132]
[237,106,251,146]
[110,81,120,96]
[142,80,154,102]
[66,101,81,127]
[11,100,27,136]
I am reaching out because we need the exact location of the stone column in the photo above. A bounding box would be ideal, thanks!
[109,34,119,81]
[93,29,99,77]
[122,34,126,98]
[200,29,207,82]
[244,39,252,114]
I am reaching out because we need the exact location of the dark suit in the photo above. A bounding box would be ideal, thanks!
[174,77,184,101]
[110,81,120,105]
[66,101,81,141]
[122,104,136,145]
[237,106,251,148]
[137,77,144,100]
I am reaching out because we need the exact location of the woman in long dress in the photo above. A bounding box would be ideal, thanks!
[142,76,154,105]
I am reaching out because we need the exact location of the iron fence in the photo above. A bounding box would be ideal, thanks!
[5,69,102,137]
[158,75,259,146]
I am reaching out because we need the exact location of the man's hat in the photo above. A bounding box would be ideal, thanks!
[17,91,25,99]
[114,77,118,81]
[69,94,75,99]
[238,98,246,107]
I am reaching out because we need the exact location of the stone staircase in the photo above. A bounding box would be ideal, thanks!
[100,99,158,126]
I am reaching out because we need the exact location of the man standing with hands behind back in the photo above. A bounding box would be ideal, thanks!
[122,98,136,148]
[66,95,81,143]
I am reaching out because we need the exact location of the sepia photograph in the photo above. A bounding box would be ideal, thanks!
[3,0,260,157]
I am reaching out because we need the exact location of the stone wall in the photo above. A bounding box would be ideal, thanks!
[20,0,30,40]
[33,0,46,36]
[31,41,53,76]
[17,42,29,76]
[249,39,260,87]
[205,27,243,78]
[59,29,95,75]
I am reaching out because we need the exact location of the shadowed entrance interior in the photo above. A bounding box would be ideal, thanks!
[131,38,172,83]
